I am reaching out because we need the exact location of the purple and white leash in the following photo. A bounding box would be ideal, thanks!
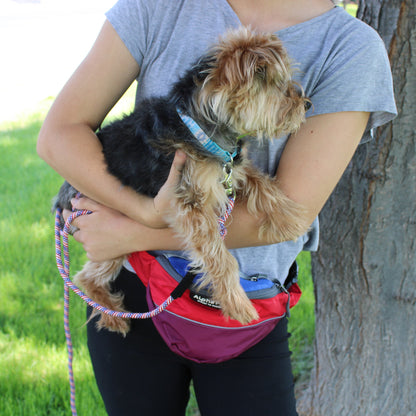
[55,208,174,415]
[218,196,235,238]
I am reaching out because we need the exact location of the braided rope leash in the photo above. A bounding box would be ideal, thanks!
[218,196,235,239]
[54,208,174,416]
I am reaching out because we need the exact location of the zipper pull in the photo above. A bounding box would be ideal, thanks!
[245,273,268,282]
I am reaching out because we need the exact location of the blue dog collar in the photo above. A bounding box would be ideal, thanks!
[177,108,238,164]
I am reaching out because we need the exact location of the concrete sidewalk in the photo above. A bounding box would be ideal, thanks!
[0,0,116,122]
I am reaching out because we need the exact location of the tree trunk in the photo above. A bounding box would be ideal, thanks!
[298,2,416,415]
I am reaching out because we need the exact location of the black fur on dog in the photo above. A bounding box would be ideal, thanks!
[55,57,246,212]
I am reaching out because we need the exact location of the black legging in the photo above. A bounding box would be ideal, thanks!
[87,267,298,416]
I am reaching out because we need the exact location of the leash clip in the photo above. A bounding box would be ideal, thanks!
[221,161,235,197]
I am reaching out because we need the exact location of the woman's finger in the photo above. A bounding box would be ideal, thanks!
[62,208,72,222]
[153,150,187,216]
[166,150,187,186]
[61,208,82,237]
[71,196,99,212]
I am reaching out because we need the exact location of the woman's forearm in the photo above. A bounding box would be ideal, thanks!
[67,195,287,261]
[38,121,157,226]
[129,202,290,253]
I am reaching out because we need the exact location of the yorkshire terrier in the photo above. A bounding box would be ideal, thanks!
[54,27,310,335]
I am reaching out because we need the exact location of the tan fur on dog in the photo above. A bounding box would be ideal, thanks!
[71,27,310,334]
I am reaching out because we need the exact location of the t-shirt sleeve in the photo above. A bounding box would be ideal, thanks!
[105,0,152,67]
[306,21,397,142]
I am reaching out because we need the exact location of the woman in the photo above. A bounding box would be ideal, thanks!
[37,0,397,414]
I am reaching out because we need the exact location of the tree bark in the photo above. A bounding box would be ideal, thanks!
[298,2,416,415]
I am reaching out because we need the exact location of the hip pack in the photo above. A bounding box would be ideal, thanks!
[128,251,301,363]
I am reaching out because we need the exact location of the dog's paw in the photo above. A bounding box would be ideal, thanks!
[96,314,131,337]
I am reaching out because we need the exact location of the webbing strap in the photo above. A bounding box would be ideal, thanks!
[171,271,196,299]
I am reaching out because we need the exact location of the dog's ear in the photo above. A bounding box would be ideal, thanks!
[275,83,310,133]
[194,55,216,83]
[169,55,215,108]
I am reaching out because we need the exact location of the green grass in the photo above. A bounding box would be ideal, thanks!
[0,94,314,415]
[288,251,315,388]
[339,2,358,16]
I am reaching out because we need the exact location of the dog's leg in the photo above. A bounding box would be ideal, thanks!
[234,160,310,243]
[73,257,130,336]
[170,159,259,324]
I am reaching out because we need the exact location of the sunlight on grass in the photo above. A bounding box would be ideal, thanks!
[0,335,68,384]
[346,3,358,17]
[337,2,358,16]
[29,219,52,241]
[0,136,14,147]
[0,332,103,416]
[105,82,137,120]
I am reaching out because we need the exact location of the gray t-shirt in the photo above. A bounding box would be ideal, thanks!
[106,0,397,283]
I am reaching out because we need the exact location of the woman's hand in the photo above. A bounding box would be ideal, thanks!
[63,198,182,261]
[63,198,143,261]
[63,150,187,261]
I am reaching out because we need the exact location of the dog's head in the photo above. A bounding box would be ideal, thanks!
[194,27,309,141]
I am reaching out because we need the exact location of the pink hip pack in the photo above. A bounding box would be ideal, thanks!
[128,251,301,364]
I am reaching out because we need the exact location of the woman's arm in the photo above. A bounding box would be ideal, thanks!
[37,20,167,228]
[68,111,369,261]
[224,110,370,248]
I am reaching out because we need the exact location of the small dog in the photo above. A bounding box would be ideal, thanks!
[54,27,310,334]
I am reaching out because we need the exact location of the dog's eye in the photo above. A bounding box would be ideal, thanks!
[255,66,267,80]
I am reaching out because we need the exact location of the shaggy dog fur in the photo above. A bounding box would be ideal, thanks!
[54,27,310,334]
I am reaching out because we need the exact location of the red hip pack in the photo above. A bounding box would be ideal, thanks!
[128,251,301,363]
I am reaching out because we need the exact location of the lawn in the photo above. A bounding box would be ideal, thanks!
[0,91,315,415]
